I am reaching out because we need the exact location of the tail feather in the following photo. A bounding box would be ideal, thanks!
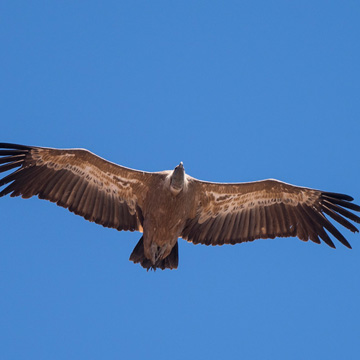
[129,236,178,271]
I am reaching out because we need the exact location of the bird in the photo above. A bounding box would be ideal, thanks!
[1,142,359,270]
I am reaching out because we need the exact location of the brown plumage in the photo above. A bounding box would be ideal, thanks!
[1,143,359,270]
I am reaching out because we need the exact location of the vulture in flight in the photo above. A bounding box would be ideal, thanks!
[0,143,359,270]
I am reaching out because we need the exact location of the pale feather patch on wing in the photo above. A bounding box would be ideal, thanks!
[35,149,139,214]
[197,188,316,223]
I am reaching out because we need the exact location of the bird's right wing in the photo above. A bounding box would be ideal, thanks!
[0,143,161,232]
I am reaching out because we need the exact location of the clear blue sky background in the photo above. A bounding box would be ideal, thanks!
[1,1,359,359]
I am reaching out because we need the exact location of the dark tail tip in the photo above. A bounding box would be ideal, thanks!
[129,237,179,271]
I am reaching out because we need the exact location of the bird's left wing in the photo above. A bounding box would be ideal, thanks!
[0,143,159,232]
[182,178,360,248]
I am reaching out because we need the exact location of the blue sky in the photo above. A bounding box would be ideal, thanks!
[1,1,360,359]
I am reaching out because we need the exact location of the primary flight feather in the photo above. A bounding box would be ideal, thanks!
[1,143,359,270]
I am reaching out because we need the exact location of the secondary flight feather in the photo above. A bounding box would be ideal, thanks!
[1,143,359,270]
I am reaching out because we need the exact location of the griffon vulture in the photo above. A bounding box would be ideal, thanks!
[0,143,359,270]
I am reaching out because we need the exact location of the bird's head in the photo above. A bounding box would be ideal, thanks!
[170,162,185,195]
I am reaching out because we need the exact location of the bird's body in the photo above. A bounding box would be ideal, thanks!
[1,143,359,270]
[139,169,194,267]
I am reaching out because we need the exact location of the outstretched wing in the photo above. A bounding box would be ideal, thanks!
[182,178,360,248]
[0,143,156,232]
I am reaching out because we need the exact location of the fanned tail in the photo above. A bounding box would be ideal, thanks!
[129,236,178,271]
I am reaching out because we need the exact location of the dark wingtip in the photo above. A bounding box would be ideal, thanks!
[322,194,360,212]
[0,143,32,151]
[322,191,354,202]
[323,236,336,249]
